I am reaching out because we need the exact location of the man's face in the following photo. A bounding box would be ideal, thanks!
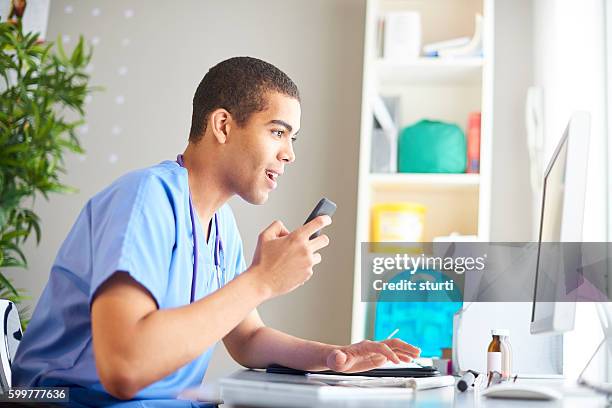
[223,92,300,204]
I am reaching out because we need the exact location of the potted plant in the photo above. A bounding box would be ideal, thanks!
[0,18,96,327]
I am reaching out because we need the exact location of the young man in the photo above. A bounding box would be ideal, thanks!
[13,57,420,405]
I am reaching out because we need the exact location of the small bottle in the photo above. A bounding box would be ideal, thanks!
[487,329,503,375]
[466,112,481,173]
[500,331,513,380]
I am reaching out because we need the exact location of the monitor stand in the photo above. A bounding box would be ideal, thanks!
[577,303,612,401]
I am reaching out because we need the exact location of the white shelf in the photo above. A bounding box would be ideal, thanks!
[370,172,480,191]
[376,57,483,86]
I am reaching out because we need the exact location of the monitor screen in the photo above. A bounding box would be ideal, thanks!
[530,112,590,334]
[531,135,568,325]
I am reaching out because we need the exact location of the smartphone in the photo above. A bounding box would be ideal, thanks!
[304,198,337,240]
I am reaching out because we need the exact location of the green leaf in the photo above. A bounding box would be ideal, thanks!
[2,241,27,265]
[1,229,28,241]
[54,34,68,63]
[70,37,84,67]
[0,273,20,297]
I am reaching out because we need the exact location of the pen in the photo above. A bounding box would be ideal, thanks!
[457,370,480,392]
[386,328,400,339]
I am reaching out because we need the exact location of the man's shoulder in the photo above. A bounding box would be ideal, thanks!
[117,160,182,188]
[99,161,182,193]
[91,161,185,207]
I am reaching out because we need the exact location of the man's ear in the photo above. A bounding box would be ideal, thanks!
[209,108,231,144]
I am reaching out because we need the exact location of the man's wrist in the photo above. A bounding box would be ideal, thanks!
[318,343,340,370]
[241,265,272,303]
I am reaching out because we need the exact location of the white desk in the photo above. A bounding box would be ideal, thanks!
[180,370,611,408]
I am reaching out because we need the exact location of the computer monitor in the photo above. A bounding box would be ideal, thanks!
[530,112,591,334]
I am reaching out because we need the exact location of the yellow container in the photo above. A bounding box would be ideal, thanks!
[370,202,426,243]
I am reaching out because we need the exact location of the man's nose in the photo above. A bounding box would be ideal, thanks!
[279,140,295,163]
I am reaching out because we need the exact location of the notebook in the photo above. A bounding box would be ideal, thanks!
[266,361,440,378]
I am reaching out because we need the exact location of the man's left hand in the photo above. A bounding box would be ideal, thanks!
[326,339,421,373]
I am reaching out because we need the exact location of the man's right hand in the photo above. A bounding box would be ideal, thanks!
[249,215,331,299]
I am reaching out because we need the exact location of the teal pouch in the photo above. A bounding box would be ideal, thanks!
[398,119,466,173]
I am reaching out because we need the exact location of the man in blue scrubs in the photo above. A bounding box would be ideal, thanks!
[13,57,420,406]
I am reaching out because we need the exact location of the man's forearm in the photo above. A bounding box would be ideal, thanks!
[118,269,268,393]
[239,326,339,371]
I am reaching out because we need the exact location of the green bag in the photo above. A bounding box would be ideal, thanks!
[398,120,466,173]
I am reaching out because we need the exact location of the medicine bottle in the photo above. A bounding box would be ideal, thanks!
[500,331,513,380]
[487,329,503,374]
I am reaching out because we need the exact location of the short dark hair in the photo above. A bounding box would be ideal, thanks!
[189,57,300,143]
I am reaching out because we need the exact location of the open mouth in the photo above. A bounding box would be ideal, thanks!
[265,170,279,182]
[265,169,280,190]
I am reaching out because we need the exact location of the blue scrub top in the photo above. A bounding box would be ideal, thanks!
[13,160,247,406]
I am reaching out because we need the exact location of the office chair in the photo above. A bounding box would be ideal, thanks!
[0,300,22,393]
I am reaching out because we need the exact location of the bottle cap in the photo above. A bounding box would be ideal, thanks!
[491,329,510,336]
[468,112,481,127]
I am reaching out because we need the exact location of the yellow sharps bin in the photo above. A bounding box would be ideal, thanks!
[370,203,426,250]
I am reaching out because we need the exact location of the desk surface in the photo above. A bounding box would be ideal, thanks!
[181,370,609,408]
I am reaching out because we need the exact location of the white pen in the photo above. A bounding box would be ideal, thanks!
[386,328,400,339]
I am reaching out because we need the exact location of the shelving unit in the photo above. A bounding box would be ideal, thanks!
[351,0,494,343]
[369,173,480,190]
[376,57,484,86]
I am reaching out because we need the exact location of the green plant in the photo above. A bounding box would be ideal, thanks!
[0,19,96,327]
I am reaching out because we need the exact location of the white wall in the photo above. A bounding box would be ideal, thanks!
[488,0,534,241]
[533,0,607,242]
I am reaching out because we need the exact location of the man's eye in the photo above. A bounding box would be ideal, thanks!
[272,130,284,138]
[291,137,297,143]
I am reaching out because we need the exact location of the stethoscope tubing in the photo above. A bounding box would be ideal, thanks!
[176,154,224,303]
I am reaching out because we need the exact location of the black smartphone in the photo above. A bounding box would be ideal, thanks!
[304,198,337,240]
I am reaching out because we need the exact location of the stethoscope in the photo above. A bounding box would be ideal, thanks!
[176,154,224,303]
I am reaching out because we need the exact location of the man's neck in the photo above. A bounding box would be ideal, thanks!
[181,143,232,242]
